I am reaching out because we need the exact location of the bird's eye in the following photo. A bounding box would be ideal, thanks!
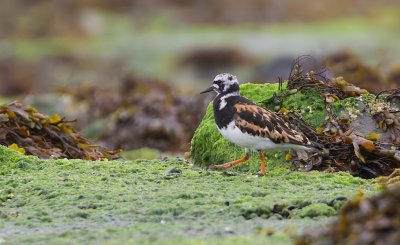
[213,80,222,85]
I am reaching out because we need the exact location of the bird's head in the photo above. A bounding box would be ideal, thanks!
[200,73,240,96]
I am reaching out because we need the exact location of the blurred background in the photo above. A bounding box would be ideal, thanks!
[1,0,400,156]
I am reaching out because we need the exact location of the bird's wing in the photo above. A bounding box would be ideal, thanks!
[233,103,312,146]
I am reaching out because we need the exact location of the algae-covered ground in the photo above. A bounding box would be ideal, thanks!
[0,145,377,244]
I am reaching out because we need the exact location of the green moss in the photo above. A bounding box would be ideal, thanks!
[0,147,377,244]
[121,147,162,160]
[292,203,336,218]
[332,93,375,115]
[0,145,26,163]
[0,145,41,174]
[240,82,283,105]
[281,91,326,128]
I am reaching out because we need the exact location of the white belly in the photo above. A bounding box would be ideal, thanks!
[218,122,310,151]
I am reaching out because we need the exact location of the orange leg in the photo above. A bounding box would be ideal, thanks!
[213,149,250,170]
[260,151,266,176]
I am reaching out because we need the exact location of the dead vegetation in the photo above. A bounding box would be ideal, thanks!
[0,101,120,160]
[297,184,400,245]
[275,56,400,178]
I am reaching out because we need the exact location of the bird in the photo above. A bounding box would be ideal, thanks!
[200,73,320,176]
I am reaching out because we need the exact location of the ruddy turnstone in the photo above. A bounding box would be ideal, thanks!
[200,73,320,175]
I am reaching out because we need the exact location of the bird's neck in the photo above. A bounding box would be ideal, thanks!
[214,91,240,111]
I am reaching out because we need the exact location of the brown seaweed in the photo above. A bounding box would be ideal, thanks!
[278,58,400,178]
[297,184,400,245]
[0,101,120,160]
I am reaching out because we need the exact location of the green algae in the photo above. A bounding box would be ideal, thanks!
[120,148,162,160]
[281,90,326,128]
[292,203,336,218]
[0,145,377,244]
[332,93,375,116]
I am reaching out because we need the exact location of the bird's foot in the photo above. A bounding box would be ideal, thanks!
[212,162,236,170]
[210,154,249,171]
[257,170,266,177]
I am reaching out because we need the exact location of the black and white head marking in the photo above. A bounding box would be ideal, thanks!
[212,73,241,110]
[213,73,240,95]
[200,73,241,110]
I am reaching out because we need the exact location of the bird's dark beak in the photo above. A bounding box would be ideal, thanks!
[200,86,215,94]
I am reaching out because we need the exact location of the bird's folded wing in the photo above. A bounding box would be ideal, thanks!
[234,103,311,146]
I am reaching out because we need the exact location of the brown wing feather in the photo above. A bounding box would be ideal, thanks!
[234,103,312,146]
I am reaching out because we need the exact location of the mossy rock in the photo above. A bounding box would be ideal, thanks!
[292,203,336,218]
[190,82,376,170]
[190,83,290,172]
